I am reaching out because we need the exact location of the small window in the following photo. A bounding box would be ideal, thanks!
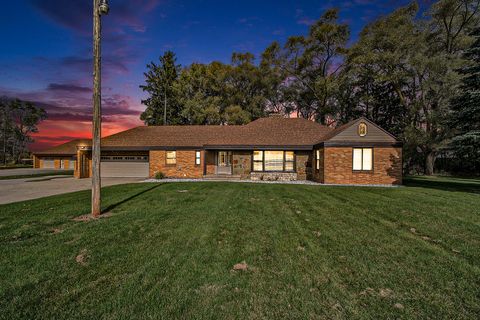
[253,150,263,171]
[285,151,294,172]
[353,148,373,171]
[195,151,201,165]
[166,151,176,165]
[315,150,320,170]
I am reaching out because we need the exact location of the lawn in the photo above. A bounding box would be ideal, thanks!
[0,177,479,319]
[0,170,73,180]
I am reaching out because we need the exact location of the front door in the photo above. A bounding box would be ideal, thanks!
[216,151,232,175]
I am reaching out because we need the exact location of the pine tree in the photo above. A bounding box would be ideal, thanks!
[450,27,480,173]
[140,51,181,125]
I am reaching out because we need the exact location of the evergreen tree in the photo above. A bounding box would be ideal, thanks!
[449,27,480,173]
[140,51,181,125]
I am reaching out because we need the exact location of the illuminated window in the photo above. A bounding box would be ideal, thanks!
[253,150,263,171]
[166,151,176,165]
[315,150,321,170]
[353,148,373,171]
[195,151,201,165]
[285,151,294,172]
[253,151,295,172]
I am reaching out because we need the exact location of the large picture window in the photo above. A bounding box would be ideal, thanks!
[353,148,373,171]
[166,151,176,165]
[253,150,295,172]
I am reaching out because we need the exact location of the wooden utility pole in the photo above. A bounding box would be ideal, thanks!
[92,0,108,217]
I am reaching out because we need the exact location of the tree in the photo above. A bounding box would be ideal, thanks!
[0,98,46,165]
[346,1,477,175]
[449,27,480,173]
[261,9,349,122]
[140,51,181,125]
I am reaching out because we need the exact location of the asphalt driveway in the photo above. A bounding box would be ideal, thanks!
[0,176,143,204]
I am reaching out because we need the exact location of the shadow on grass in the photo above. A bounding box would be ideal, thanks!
[404,176,480,194]
[102,183,163,214]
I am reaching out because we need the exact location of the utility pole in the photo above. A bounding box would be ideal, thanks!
[92,0,109,217]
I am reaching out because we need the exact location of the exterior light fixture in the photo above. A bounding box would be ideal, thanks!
[99,0,110,15]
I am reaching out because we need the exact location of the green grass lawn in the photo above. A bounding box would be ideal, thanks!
[0,177,479,319]
[0,170,73,180]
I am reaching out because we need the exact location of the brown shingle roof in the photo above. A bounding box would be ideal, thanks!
[100,117,333,149]
[34,117,335,154]
[34,139,91,155]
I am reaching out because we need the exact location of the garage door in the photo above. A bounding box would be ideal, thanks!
[42,159,55,169]
[100,156,149,178]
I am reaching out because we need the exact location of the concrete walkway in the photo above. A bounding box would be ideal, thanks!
[0,177,142,205]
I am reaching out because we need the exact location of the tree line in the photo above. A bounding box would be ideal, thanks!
[140,0,479,175]
[0,98,46,165]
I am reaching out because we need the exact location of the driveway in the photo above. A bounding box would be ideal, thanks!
[0,177,143,204]
[0,168,71,177]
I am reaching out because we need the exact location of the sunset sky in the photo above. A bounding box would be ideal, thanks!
[0,0,416,151]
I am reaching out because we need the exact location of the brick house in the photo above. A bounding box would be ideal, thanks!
[33,116,402,185]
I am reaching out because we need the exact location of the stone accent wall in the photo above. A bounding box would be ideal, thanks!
[149,150,204,178]
[312,149,324,183]
[295,151,311,181]
[323,147,402,185]
[250,172,298,181]
[232,151,251,178]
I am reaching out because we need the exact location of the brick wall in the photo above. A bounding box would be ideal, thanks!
[324,147,402,185]
[149,150,204,178]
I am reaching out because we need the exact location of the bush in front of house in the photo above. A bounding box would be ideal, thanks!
[154,171,166,180]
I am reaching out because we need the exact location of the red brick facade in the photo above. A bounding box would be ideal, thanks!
[149,150,204,178]
[323,147,402,185]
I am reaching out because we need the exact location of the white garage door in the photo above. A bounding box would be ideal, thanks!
[42,159,55,169]
[100,156,149,178]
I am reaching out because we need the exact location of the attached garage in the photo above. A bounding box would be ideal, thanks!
[100,155,149,178]
[42,159,55,169]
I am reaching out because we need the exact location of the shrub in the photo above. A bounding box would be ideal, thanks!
[154,171,166,180]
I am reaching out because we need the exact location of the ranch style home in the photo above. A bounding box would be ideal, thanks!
[33,116,403,185]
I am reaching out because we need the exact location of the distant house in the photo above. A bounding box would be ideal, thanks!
[32,116,402,185]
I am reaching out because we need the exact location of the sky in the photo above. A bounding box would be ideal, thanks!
[0,0,415,151]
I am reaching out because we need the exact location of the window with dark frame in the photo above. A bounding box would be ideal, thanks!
[195,151,201,165]
[353,148,373,171]
[253,150,264,171]
[253,150,295,172]
[166,151,176,165]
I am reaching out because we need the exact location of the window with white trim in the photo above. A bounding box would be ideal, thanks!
[166,151,176,165]
[195,151,201,165]
[353,148,373,171]
[315,150,321,170]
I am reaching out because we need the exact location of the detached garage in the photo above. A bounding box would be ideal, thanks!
[100,155,149,178]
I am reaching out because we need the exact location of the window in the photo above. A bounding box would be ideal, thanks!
[166,151,176,165]
[195,151,201,165]
[285,151,294,172]
[253,150,295,172]
[264,151,284,171]
[315,150,321,170]
[353,148,373,171]
[253,150,263,171]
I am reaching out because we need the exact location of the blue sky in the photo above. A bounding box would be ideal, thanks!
[0,0,414,150]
